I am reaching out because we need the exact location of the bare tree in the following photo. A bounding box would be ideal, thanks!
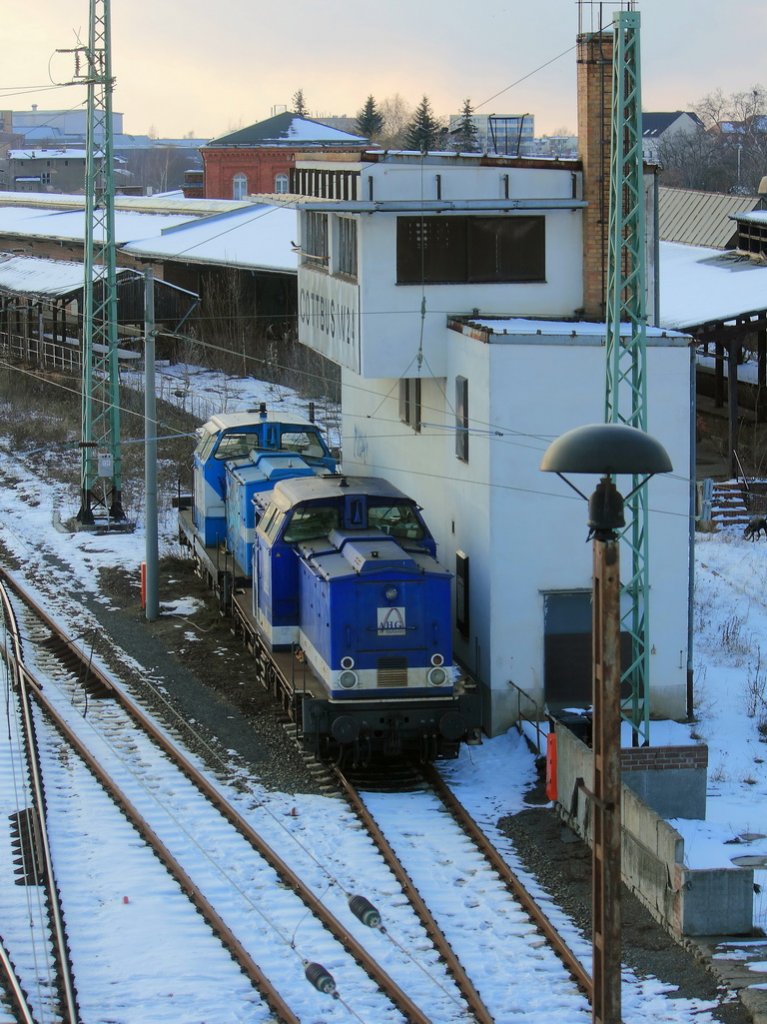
[378,94,413,148]
[657,84,767,194]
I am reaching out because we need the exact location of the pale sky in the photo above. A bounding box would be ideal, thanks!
[4,0,766,141]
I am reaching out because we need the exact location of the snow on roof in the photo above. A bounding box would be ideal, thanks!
[732,209,767,225]
[460,316,686,342]
[0,191,247,216]
[0,253,126,297]
[209,111,365,148]
[122,203,297,273]
[9,149,93,160]
[659,240,767,330]
[0,205,197,245]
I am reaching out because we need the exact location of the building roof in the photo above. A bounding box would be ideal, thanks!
[207,111,365,148]
[642,111,703,138]
[659,186,761,249]
[0,253,128,298]
[121,203,297,273]
[0,190,248,216]
[9,149,92,160]
[0,205,196,246]
[659,241,767,331]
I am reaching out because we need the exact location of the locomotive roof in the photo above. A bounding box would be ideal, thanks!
[271,475,410,510]
[201,411,316,433]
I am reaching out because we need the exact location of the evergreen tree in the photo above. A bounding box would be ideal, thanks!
[404,95,444,152]
[292,89,309,118]
[356,95,384,140]
[451,98,480,153]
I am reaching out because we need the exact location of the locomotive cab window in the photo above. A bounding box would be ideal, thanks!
[259,507,286,544]
[194,431,218,461]
[368,503,425,540]
[215,432,255,461]
[280,428,328,461]
[283,505,339,543]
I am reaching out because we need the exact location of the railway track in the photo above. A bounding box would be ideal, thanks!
[0,569,494,1022]
[333,760,594,1023]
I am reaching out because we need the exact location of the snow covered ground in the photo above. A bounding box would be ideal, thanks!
[0,363,763,1022]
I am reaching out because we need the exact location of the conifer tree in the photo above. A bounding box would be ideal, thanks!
[451,98,481,153]
[404,95,444,152]
[356,95,384,140]
[292,89,309,118]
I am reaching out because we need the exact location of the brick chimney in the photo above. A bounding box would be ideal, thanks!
[577,28,613,320]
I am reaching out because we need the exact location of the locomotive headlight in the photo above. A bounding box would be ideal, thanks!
[340,656,355,670]
[428,666,447,686]
[430,653,444,667]
[339,670,358,689]
[384,586,399,602]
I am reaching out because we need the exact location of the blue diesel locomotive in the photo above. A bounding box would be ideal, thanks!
[179,408,481,760]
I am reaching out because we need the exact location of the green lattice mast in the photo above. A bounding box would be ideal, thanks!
[604,7,649,743]
[77,0,124,523]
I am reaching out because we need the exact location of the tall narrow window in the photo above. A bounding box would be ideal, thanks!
[338,217,358,278]
[455,551,470,637]
[303,211,328,266]
[455,376,469,462]
[274,173,289,194]
[399,378,421,432]
[232,173,248,200]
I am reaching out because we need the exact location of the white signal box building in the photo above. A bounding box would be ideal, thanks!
[274,148,692,736]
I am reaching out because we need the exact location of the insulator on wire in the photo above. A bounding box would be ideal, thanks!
[348,893,382,929]
[304,961,337,996]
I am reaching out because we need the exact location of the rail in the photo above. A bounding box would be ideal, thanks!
[1,566,432,1024]
[422,764,593,1000]
[0,579,81,1024]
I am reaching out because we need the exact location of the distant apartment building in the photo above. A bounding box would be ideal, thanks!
[12,106,124,144]
[8,149,91,194]
[448,113,535,155]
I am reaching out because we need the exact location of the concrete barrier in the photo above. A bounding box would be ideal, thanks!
[554,723,753,937]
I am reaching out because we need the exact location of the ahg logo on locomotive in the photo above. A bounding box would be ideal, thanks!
[377,606,406,636]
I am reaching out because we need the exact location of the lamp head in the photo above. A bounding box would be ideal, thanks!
[540,423,672,476]
[541,423,673,541]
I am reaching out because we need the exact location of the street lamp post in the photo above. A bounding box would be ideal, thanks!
[541,423,672,1024]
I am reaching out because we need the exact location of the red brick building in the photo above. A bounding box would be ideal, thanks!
[201,111,366,200]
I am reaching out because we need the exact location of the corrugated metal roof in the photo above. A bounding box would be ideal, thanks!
[659,186,761,249]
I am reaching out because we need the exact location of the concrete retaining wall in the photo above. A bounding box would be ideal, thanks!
[554,723,753,937]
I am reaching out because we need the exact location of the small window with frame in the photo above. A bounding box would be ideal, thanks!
[399,378,421,432]
[455,376,469,462]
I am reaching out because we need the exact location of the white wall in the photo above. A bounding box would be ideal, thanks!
[297,158,585,378]
[342,329,692,736]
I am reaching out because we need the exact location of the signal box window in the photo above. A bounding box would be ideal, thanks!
[338,217,358,278]
[396,215,545,284]
[303,211,328,267]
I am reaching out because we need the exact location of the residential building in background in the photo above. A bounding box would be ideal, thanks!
[641,110,703,163]
[202,111,367,200]
[3,107,206,195]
